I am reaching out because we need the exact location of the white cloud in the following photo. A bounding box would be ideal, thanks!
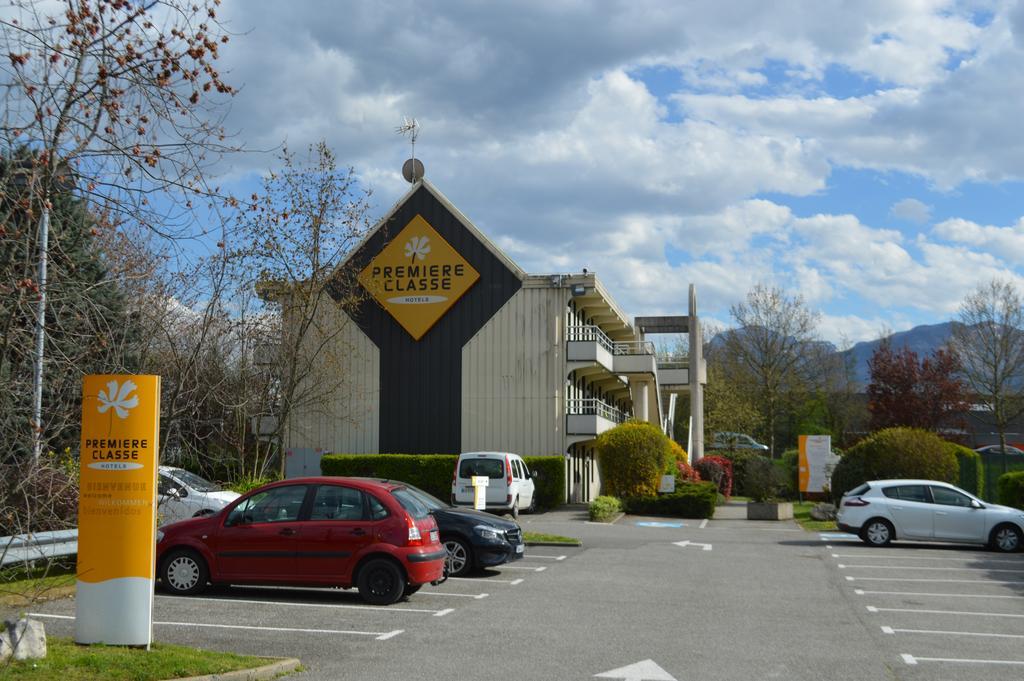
[932,217,1024,263]
[890,198,932,224]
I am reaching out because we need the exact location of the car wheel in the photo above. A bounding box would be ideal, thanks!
[511,497,519,520]
[443,537,473,577]
[357,558,406,606]
[161,549,208,595]
[525,493,537,514]
[990,524,1022,553]
[402,583,422,600]
[860,518,894,547]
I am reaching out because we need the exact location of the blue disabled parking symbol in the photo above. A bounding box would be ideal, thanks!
[636,521,686,528]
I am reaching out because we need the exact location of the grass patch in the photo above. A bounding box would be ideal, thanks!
[523,531,580,545]
[2,638,282,681]
[0,563,77,606]
[792,501,837,532]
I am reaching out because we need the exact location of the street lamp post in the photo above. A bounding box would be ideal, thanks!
[31,202,50,464]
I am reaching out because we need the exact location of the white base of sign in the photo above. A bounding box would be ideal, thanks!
[75,577,153,646]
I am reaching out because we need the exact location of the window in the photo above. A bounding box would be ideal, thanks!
[881,485,928,502]
[931,486,972,507]
[227,485,307,525]
[368,495,389,520]
[847,483,871,497]
[459,458,504,479]
[309,485,366,521]
[391,488,430,519]
[512,460,523,480]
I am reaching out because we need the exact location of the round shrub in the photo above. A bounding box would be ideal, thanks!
[597,421,672,498]
[667,440,688,466]
[744,457,782,502]
[695,455,733,499]
[675,459,701,483]
[830,428,958,500]
[715,450,764,497]
[589,495,623,522]
[997,471,1024,510]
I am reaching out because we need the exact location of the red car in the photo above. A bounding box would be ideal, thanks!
[156,477,447,605]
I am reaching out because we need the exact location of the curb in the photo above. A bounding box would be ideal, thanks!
[525,541,581,547]
[166,657,301,681]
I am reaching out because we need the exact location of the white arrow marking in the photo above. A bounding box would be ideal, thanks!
[673,540,712,551]
[594,659,677,680]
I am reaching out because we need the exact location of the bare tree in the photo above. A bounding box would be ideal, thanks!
[951,279,1024,469]
[724,284,821,457]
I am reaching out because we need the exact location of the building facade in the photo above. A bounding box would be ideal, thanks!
[283,178,703,503]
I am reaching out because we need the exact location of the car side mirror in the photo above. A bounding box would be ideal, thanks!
[164,487,182,499]
[530,470,538,479]
[971,499,984,509]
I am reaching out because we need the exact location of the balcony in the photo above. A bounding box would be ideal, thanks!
[566,398,627,437]
[657,355,689,392]
[567,326,656,375]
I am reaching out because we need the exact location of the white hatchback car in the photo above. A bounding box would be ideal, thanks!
[157,466,240,526]
[837,479,1024,553]
[451,452,536,519]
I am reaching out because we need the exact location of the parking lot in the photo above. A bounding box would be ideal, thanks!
[15,510,1024,681]
[820,532,1024,681]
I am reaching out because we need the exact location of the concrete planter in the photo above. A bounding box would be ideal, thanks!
[746,501,794,521]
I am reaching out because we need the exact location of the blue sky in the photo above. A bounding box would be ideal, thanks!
[201,0,1024,345]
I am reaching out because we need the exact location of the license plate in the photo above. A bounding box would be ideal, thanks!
[430,529,439,543]
[515,544,524,554]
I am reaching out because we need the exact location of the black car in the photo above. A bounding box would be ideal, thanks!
[372,480,524,577]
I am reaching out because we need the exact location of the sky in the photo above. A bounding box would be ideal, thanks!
[208,0,1024,345]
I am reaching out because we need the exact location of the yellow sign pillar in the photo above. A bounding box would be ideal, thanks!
[75,375,160,646]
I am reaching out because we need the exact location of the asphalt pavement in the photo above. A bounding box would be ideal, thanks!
[15,505,1024,680]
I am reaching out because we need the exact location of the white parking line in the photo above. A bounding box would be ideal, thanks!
[29,613,403,640]
[834,553,1024,564]
[854,588,1024,600]
[156,595,450,616]
[867,605,1024,619]
[882,625,1024,640]
[901,653,1024,667]
[497,565,546,571]
[838,564,1024,573]
[447,576,523,585]
[846,576,1024,584]
[419,591,489,599]
[699,519,708,529]
[521,554,566,561]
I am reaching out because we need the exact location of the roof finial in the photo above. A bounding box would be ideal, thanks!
[397,117,424,183]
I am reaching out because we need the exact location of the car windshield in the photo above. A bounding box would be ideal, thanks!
[398,483,449,511]
[170,469,221,493]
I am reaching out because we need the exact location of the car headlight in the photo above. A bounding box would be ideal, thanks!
[156,530,165,544]
[473,525,501,541]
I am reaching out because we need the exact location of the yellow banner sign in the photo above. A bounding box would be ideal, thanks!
[76,374,160,646]
[358,214,480,340]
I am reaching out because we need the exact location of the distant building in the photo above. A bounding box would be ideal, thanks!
[281,178,704,503]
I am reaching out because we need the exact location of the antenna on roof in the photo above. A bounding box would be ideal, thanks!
[397,117,424,183]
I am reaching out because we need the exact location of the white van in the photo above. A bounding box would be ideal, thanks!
[451,452,536,519]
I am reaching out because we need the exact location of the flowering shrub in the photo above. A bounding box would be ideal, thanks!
[695,455,733,499]
[675,459,701,483]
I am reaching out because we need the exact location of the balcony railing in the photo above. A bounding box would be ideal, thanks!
[656,353,689,370]
[613,340,656,356]
[567,326,654,356]
[566,398,628,424]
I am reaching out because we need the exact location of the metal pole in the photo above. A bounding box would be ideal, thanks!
[31,204,50,464]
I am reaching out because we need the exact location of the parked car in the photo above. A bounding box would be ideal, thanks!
[156,477,447,605]
[708,432,769,451]
[836,479,1024,553]
[974,444,1024,457]
[158,466,240,526]
[392,480,524,577]
[451,452,536,518]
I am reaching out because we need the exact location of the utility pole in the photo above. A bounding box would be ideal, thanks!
[31,201,50,464]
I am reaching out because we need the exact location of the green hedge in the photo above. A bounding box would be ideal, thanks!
[597,421,672,498]
[831,428,958,501]
[997,471,1024,510]
[623,482,718,519]
[976,449,1024,502]
[947,443,984,499]
[319,453,566,510]
[589,495,623,522]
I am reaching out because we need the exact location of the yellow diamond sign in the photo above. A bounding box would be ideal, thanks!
[358,214,480,340]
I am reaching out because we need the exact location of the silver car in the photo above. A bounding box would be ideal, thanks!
[836,479,1023,553]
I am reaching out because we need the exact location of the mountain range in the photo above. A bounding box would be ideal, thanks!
[842,322,954,386]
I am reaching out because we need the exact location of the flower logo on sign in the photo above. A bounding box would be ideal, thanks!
[98,379,139,419]
[404,235,430,262]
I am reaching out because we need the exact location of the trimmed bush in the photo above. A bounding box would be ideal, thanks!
[744,457,782,502]
[997,471,1024,510]
[776,449,799,498]
[830,428,958,501]
[675,459,701,483]
[716,450,765,497]
[695,455,734,499]
[589,495,623,522]
[596,421,672,498]
[947,443,984,499]
[623,482,718,518]
[320,453,567,510]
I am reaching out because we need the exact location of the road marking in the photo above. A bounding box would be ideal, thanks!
[833,553,1024,564]
[699,519,709,529]
[446,576,522,585]
[819,533,858,541]
[845,576,1024,584]
[29,613,402,640]
[900,653,1024,667]
[594,658,677,680]
[156,595,447,615]
[419,591,489,599]
[497,565,546,571]
[673,540,712,551]
[882,625,1024,640]
[433,608,454,617]
[867,605,1024,619]
[520,554,566,560]
[636,521,686,528]
[854,589,1024,599]
[838,564,1024,573]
